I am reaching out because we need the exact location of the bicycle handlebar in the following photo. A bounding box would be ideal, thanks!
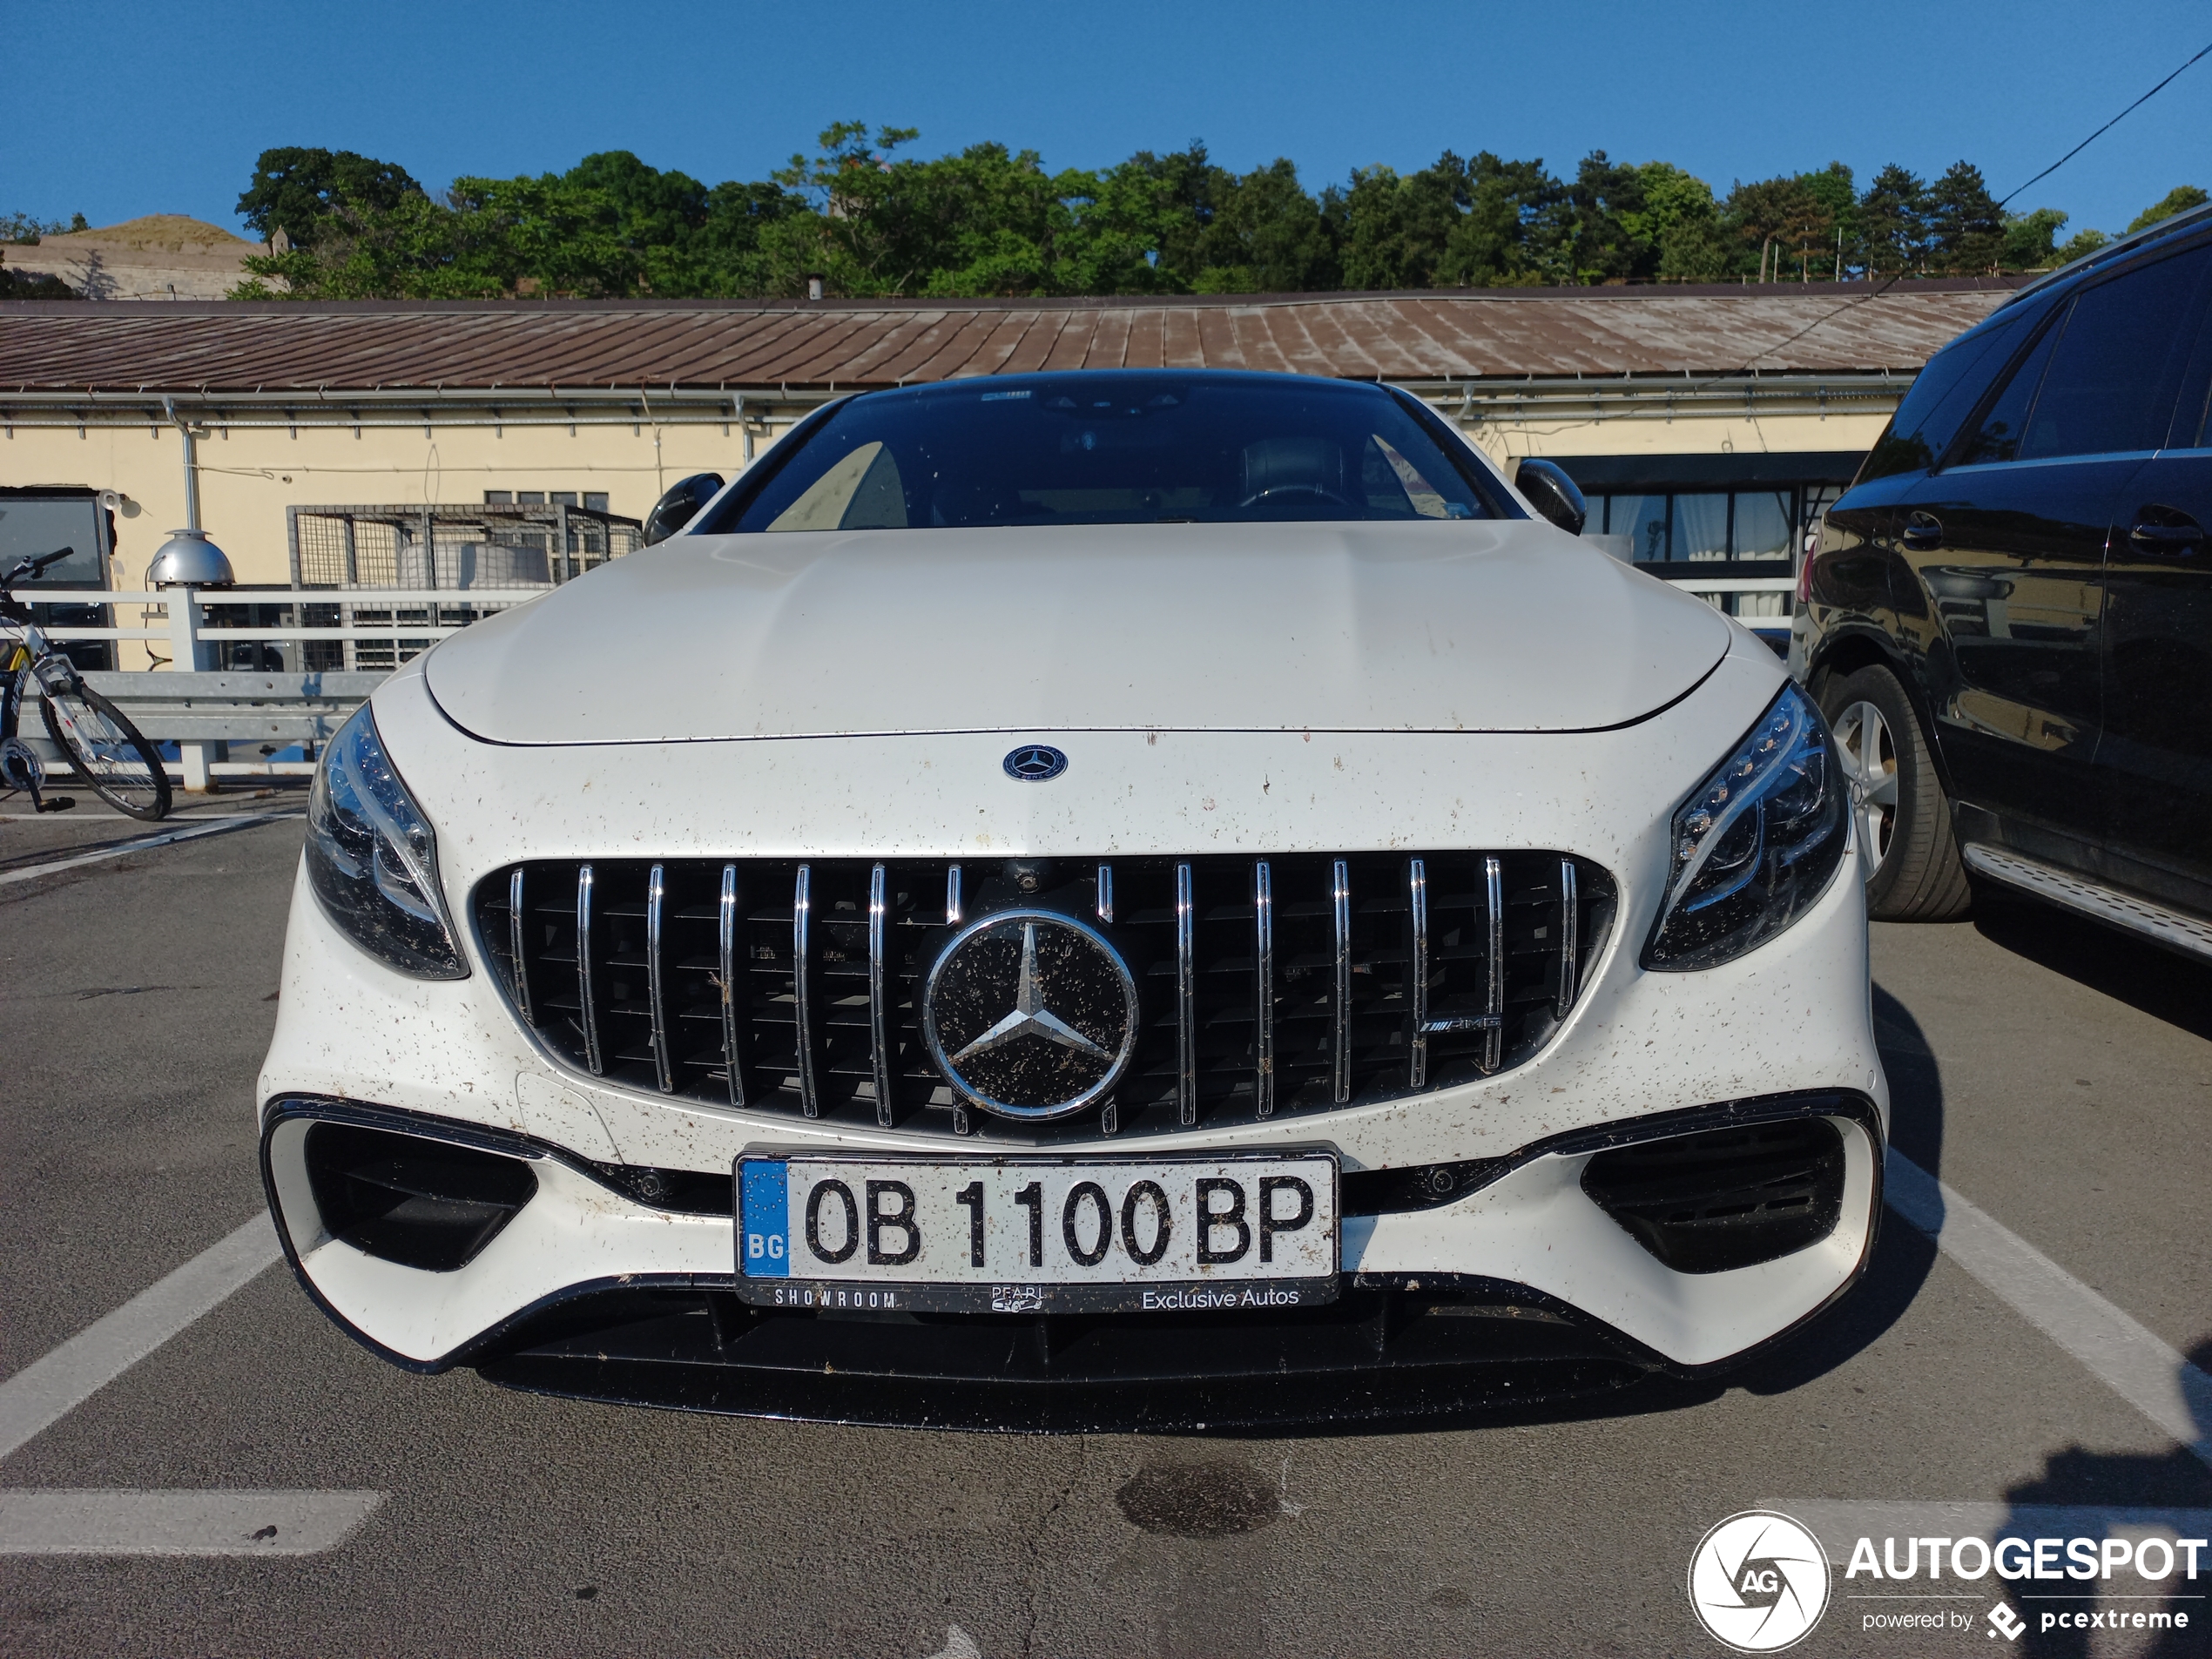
[1,546,77,591]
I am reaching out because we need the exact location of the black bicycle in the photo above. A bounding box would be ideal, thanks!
[1,547,171,819]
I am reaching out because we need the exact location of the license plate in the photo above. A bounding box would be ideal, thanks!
[734,1150,1339,1314]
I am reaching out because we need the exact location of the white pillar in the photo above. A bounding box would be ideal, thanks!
[164,583,219,792]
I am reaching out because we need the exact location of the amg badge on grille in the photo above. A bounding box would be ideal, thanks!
[921,911,1138,1120]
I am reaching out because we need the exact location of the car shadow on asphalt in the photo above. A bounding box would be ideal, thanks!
[1971,885,2212,1043]
[1998,1337,2212,1659]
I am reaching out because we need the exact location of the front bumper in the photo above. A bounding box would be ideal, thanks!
[257,643,1885,1422]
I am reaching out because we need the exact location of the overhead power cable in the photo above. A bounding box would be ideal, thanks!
[1674,36,2212,399]
[1996,37,2212,209]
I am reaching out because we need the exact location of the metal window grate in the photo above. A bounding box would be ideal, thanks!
[475,853,1615,1144]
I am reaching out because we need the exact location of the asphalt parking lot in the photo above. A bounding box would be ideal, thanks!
[1,794,2207,1657]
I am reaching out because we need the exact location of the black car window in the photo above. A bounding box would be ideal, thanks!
[2166,258,2212,448]
[1858,311,2031,482]
[2017,245,2212,461]
[712,374,1508,533]
[1952,315,2065,467]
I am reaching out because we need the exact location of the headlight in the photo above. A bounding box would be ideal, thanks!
[305,703,465,979]
[1643,683,1847,971]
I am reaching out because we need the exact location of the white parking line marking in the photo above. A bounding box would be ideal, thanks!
[0,1489,385,1556]
[0,812,271,822]
[0,1216,280,1463]
[0,810,300,887]
[1886,1150,2212,1468]
[923,1625,983,1659]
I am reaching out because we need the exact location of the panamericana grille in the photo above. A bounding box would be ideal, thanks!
[475,853,1615,1143]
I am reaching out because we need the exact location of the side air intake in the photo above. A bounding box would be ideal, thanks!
[1579,1117,1845,1274]
[304,1122,537,1272]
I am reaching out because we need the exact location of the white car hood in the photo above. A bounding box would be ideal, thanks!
[423,519,1732,745]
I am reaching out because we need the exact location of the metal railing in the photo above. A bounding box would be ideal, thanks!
[1662,574,1797,630]
[23,587,550,789]
[27,585,553,660]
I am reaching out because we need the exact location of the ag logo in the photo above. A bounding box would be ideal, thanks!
[1688,1511,1831,1652]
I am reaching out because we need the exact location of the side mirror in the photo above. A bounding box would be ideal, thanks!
[643,473,726,545]
[1514,459,1588,536]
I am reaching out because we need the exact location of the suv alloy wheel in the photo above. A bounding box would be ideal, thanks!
[1818,663,1971,921]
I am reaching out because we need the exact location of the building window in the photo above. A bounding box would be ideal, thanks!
[484,489,613,513]
[1582,488,1811,567]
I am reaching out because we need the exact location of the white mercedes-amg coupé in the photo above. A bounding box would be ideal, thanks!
[258,369,1881,1428]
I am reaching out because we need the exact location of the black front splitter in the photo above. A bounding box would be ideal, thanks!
[469,1280,1702,1434]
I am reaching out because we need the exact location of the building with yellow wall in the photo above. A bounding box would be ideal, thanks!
[1,281,2018,669]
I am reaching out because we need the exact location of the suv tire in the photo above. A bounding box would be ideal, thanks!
[1819,663,1971,922]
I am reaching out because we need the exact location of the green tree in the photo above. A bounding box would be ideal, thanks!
[1726,174,1831,282]
[1332,154,1467,291]
[2054,226,2109,264]
[1435,152,1563,287]
[3,210,90,244]
[1129,145,1336,293]
[1858,165,1929,274]
[2127,185,2209,233]
[237,147,421,247]
[1617,162,1726,281]
[1552,151,1654,282]
[1924,161,2003,274]
[2000,207,2069,270]
[1797,162,1857,276]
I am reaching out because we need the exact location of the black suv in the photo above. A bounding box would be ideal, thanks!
[1795,204,2212,949]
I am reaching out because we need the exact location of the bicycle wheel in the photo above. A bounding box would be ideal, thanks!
[43,683,172,819]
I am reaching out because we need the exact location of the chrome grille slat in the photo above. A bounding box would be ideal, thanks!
[507,867,534,1027]
[645,863,674,1094]
[1483,854,1505,1074]
[1253,860,1275,1118]
[1331,858,1352,1104]
[718,863,745,1109]
[478,850,1614,1144]
[1556,857,1580,1020]
[576,863,604,1076]
[867,861,894,1129]
[793,864,821,1119]
[1407,857,1429,1089]
[1175,861,1197,1127]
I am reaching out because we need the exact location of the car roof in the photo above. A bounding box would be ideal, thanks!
[853,368,1395,405]
[1996,199,2212,314]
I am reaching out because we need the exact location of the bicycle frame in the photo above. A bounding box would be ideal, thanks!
[1,577,85,811]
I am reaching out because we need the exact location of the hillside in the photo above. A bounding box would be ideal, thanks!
[5,215,264,300]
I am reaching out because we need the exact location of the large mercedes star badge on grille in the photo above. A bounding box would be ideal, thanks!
[921,910,1139,1120]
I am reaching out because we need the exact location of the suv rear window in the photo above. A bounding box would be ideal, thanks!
[1858,310,2034,482]
[2015,244,2211,460]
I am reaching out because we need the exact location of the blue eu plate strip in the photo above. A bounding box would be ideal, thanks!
[738,1159,790,1278]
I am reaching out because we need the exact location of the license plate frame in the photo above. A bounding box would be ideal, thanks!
[733,1148,1340,1315]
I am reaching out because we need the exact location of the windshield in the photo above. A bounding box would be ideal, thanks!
[707,373,1509,533]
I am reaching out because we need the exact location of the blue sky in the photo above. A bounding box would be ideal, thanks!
[7,0,2209,243]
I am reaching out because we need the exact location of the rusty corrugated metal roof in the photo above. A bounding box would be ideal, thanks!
[0,281,2023,395]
